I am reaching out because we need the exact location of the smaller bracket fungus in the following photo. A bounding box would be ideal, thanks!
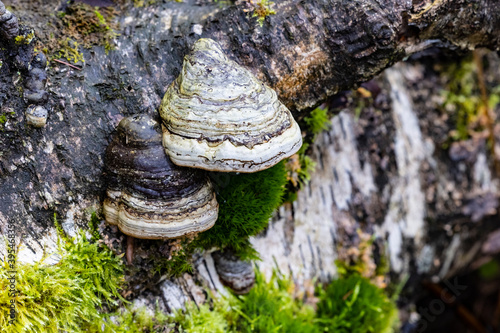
[26,105,48,128]
[212,250,255,294]
[24,52,48,104]
[103,114,218,240]
[160,38,302,173]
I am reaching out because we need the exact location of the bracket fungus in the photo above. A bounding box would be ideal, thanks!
[26,105,48,128]
[24,52,49,104]
[103,114,219,240]
[212,250,255,295]
[160,38,302,173]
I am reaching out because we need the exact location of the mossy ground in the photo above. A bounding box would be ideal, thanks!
[0,224,125,332]
[316,275,399,333]
[168,269,397,333]
[1,168,397,333]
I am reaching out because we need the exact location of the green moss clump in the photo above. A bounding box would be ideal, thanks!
[0,111,15,131]
[478,258,500,280]
[55,38,85,64]
[316,275,399,333]
[283,142,317,202]
[442,57,482,142]
[43,3,120,63]
[0,230,125,332]
[59,233,125,305]
[131,0,159,7]
[174,270,398,333]
[304,106,331,137]
[193,161,288,259]
[231,270,318,333]
[175,300,230,333]
[150,246,193,277]
[73,268,398,333]
[283,105,331,202]
[173,270,317,333]
[14,31,35,45]
[252,0,276,27]
[86,305,173,333]
[441,55,500,143]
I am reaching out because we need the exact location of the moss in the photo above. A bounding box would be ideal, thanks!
[192,161,288,259]
[441,55,500,144]
[150,246,193,277]
[304,106,331,137]
[335,230,389,289]
[55,38,85,64]
[173,270,398,333]
[55,267,397,333]
[42,3,120,63]
[88,212,102,242]
[132,0,159,7]
[59,233,125,305]
[0,227,125,332]
[230,270,318,333]
[326,230,398,332]
[173,270,317,333]
[85,304,173,332]
[284,105,331,201]
[284,142,317,201]
[478,258,500,280]
[14,31,35,45]
[316,275,399,333]
[0,111,15,131]
[252,0,276,27]
[442,57,481,142]
[175,300,230,333]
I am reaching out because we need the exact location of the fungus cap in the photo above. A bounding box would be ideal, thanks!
[160,38,302,173]
[103,114,218,239]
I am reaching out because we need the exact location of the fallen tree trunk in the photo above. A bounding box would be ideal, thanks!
[1,0,500,323]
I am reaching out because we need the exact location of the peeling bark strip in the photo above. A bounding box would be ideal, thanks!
[381,67,427,273]
[1,0,500,306]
